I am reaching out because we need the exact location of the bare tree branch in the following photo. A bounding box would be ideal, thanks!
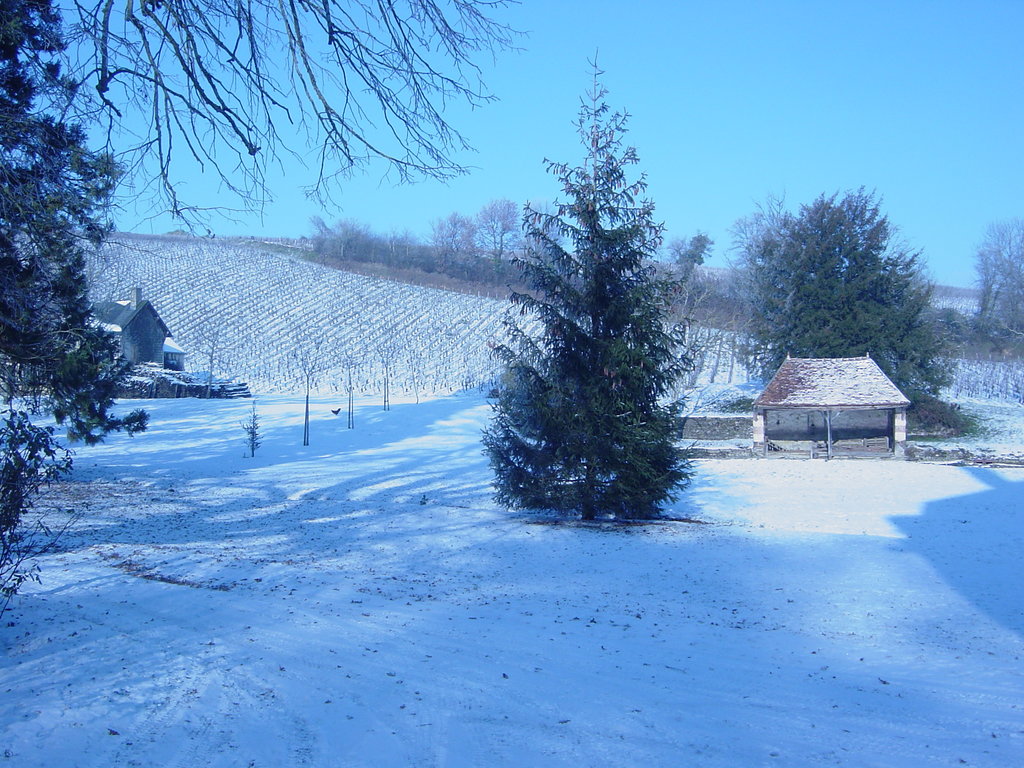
[67,0,519,224]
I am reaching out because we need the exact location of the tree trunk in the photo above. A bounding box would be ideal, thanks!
[347,368,355,430]
[303,383,310,446]
[580,463,597,520]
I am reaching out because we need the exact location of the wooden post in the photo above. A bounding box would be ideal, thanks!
[824,410,833,460]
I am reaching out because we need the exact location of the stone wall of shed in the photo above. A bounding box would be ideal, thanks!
[680,416,752,441]
[762,408,892,442]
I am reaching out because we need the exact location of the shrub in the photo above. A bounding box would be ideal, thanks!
[907,395,979,437]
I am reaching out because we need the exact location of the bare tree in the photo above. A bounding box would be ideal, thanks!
[310,218,375,264]
[976,219,1024,344]
[67,1,518,221]
[385,229,418,266]
[375,310,400,413]
[431,212,478,268]
[340,355,364,430]
[290,325,328,446]
[192,312,233,398]
[475,198,521,260]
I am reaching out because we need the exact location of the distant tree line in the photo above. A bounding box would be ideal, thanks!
[974,219,1024,354]
[308,200,530,296]
[307,190,1022,408]
[307,204,749,322]
[895,218,1024,363]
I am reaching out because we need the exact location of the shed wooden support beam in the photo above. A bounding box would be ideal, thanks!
[824,409,833,460]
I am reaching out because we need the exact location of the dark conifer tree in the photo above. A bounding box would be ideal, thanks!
[483,73,691,521]
[736,190,948,399]
[0,0,146,443]
[1,0,146,607]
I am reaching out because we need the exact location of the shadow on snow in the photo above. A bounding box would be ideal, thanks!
[891,466,1024,635]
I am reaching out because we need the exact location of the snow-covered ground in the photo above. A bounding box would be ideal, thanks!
[3,394,1023,767]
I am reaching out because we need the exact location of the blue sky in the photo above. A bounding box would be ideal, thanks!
[121,1,1023,288]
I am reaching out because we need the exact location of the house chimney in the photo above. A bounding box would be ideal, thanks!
[132,287,142,309]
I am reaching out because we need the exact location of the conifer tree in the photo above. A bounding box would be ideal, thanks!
[0,0,146,443]
[483,72,691,521]
[1,0,146,607]
[736,190,948,399]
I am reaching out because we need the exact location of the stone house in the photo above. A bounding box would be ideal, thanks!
[93,288,185,371]
[753,356,910,458]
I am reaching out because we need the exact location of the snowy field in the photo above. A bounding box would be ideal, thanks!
[3,394,1024,767]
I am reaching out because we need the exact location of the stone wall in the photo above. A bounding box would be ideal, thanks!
[117,364,250,399]
[680,416,752,441]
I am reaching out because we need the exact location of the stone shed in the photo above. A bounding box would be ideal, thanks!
[753,356,910,458]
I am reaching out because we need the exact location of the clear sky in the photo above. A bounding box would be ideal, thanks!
[120,0,1023,289]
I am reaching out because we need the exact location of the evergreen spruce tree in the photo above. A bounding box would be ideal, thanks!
[1,0,146,607]
[483,73,691,521]
[0,0,146,442]
[736,189,948,399]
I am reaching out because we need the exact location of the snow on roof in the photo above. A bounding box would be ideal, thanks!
[163,337,185,354]
[93,299,171,337]
[754,356,910,409]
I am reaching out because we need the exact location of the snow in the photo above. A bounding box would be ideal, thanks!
[162,337,185,354]
[755,357,909,409]
[3,393,1024,767]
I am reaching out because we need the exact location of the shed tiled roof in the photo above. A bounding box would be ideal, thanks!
[753,356,910,409]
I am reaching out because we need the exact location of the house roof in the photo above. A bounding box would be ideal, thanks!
[93,299,171,337]
[163,337,185,354]
[753,356,910,409]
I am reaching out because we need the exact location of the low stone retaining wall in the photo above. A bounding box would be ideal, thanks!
[118,378,251,399]
[117,364,251,399]
[680,416,752,441]
[688,446,755,459]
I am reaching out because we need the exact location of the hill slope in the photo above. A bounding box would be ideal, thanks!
[89,233,511,397]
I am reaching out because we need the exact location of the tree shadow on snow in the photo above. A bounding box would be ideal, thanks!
[48,395,499,583]
[890,466,1024,635]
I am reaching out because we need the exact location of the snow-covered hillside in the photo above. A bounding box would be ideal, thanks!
[3,394,1023,766]
[92,233,1023,404]
[88,233,512,397]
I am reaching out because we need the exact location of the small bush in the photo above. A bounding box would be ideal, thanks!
[908,395,980,437]
[240,402,262,457]
[718,396,755,413]
[1,410,74,615]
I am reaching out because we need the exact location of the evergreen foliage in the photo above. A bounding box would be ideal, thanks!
[240,402,262,458]
[0,0,146,441]
[1,0,146,605]
[736,190,948,399]
[483,74,691,521]
[0,409,72,615]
